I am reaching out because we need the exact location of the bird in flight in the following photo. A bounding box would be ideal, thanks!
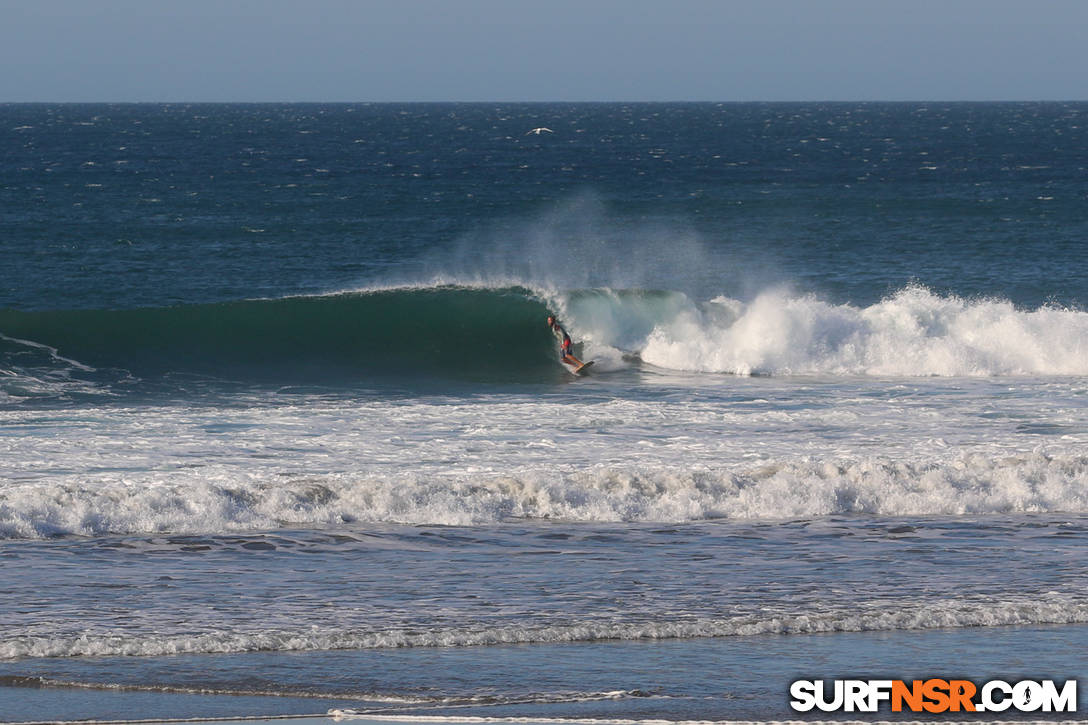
[526,127,554,135]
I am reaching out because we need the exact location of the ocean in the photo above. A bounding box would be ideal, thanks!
[1,102,1086,722]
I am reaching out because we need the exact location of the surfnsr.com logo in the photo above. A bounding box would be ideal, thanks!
[790,678,1078,713]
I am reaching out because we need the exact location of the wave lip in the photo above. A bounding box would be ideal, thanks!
[3,594,1084,659]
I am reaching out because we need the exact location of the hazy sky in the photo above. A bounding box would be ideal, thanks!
[3,0,1087,102]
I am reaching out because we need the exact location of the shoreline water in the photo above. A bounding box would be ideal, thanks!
[4,623,1086,723]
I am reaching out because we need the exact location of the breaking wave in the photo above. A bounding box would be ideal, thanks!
[0,283,557,383]
[565,284,1088,377]
[0,285,558,387]
[3,452,1087,539]
[2,283,1087,395]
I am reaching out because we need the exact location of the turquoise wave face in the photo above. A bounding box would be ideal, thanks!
[0,286,561,384]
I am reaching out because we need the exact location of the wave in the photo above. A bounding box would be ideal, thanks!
[0,286,559,387]
[3,594,1084,659]
[3,283,1087,393]
[3,452,1087,538]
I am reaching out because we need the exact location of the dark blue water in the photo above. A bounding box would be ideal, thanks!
[4,103,1087,313]
[2,103,1087,723]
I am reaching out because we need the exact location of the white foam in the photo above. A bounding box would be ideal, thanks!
[3,594,1083,659]
[564,285,1088,377]
[2,452,1086,538]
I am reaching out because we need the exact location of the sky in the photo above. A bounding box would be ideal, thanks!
[2,0,1087,102]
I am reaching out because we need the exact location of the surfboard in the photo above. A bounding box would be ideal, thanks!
[563,359,595,375]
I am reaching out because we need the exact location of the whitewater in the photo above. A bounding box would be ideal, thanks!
[2,377,1088,537]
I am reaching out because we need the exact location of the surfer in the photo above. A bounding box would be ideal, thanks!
[547,315,584,368]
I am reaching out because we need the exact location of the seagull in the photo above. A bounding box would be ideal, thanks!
[526,127,554,135]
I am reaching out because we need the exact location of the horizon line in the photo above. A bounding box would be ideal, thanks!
[3,98,1087,105]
